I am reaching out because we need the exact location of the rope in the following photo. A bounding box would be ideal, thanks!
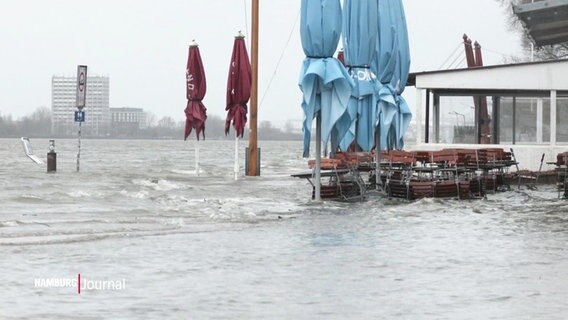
[259,9,301,108]
[457,56,467,69]
[482,47,511,58]
[438,42,512,70]
[448,52,466,70]
[438,42,463,69]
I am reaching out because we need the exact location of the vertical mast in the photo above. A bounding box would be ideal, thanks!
[247,0,260,176]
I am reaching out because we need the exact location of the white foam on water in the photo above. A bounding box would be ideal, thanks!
[169,169,205,176]
[66,190,93,198]
[16,194,44,202]
[132,178,184,191]
[120,189,149,199]
[161,218,185,227]
[0,220,23,227]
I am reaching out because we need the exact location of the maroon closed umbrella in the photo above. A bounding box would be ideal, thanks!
[225,34,251,138]
[337,50,346,66]
[225,33,251,180]
[185,41,207,141]
[184,41,207,175]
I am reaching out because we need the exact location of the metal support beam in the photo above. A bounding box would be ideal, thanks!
[433,93,440,143]
[492,96,500,144]
[551,90,557,145]
[476,96,482,144]
[512,97,517,145]
[537,98,543,144]
[416,88,423,144]
[425,89,430,143]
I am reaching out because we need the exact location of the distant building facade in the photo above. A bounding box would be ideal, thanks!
[51,75,110,136]
[110,107,147,136]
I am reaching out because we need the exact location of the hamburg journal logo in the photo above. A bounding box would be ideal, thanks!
[34,274,126,294]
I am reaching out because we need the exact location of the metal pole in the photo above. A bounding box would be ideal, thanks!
[433,93,440,143]
[376,122,381,191]
[76,121,82,172]
[534,153,545,188]
[425,89,430,143]
[195,139,200,176]
[234,134,239,181]
[315,114,322,201]
[247,0,259,176]
[477,96,483,144]
[512,97,516,145]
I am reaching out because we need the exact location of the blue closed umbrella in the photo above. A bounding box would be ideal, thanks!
[372,0,399,151]
[374,0,411,150]
[299,0,353,157]
[337,0,380,152]
[391,0,412,150]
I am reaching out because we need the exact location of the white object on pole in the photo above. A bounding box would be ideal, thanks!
[20,137,44,164]
[234,134,239,181]
[315,114,321,201]
[195,139,200,176]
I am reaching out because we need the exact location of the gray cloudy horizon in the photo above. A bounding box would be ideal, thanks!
[0,0,522,128]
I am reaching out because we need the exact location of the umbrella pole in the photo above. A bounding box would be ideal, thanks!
[234,134,239,181]
[376,121,381,191]
[195,139,200,176]
[315,113,322,201]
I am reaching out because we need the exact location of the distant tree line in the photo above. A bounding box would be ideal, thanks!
[0,107,51,138]
[0,107,302,141]
[495,0,568,61]
[137,114,301,141]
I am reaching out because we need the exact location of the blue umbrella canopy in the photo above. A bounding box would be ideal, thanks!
[337,0,380,152]
[372,0,399,151]
[391,0,412,150]
[299,0,353,157]
[374,0,411,150]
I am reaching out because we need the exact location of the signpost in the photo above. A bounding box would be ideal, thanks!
[76,65,87,172]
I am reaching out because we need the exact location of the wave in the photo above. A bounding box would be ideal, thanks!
[168,169,203,176]
[0,223,248,246]
[12,194,45,203]
[131,178,184,191]
[0,220,25,227]
[66,190,94,198]
[119,189,149,199]
[0,220,50,228]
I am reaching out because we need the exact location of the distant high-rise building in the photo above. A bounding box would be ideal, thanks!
[110,107,147,136]
[51,75,110,136]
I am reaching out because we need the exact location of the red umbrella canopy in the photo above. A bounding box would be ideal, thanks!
[225,36,251,138]
[184,43,207,140]
[337,50,346,66]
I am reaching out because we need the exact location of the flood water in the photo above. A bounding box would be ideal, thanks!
[1,138,567,319]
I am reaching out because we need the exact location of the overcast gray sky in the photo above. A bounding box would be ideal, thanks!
[0,0,522,127]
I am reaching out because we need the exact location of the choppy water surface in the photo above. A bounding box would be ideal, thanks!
[1,138,567,319]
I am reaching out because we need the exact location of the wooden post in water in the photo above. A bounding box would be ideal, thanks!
[247,0,260,176]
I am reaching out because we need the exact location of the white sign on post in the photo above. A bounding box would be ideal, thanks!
[76,65,88,110]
